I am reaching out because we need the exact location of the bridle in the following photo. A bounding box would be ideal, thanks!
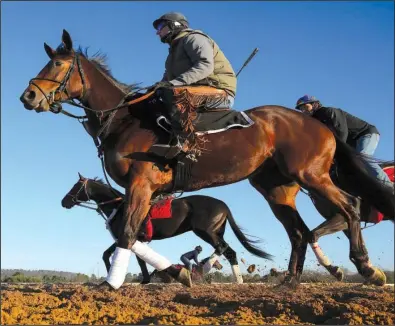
[27,51,152,120]
[28,53,89,118]
[66,179,124,221]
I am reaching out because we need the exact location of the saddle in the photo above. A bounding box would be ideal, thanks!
[138,196,175,242]
[124,87,254,192]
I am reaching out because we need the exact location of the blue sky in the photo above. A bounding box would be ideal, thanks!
[2,1,394,277]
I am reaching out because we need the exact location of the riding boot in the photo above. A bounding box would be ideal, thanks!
[164,117,190,159]
[151,87,191,159]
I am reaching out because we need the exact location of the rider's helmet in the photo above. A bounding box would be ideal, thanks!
[195,245,202,252]
[295,95,319,110]
[153,12,189,43]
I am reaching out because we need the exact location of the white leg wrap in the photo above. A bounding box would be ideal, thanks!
[105,247,132,289]
[131,241,171,271]
[202,253,220,274]
[310,242,331,267]
[231,264,243,284]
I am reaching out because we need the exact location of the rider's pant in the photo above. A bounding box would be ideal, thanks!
[356,133,393,189]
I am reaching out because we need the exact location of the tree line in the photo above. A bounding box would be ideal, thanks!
[2,269,393,284]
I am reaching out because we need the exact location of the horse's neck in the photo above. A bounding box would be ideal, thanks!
[89,184,121,217]
[81,60,128,137]
[101,203,122,220]
[84,61,126,112]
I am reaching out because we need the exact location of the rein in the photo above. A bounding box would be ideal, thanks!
[28,51,156,195]
[67,179,124,222]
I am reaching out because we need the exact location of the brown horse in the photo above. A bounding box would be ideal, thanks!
[61,174,266,284]
[19,30,395,288]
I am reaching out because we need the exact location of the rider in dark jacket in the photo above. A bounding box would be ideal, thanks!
[295,95,392,189]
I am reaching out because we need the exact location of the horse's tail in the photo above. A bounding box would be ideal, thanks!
[334,136,395,218]
[225,207,274,260]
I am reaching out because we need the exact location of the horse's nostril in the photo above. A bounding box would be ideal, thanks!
[26,90,36,100]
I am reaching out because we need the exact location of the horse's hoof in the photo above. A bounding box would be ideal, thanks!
[97,281,116,291]
[366,267,386,286]
[334,269,344,282]
[177,267,192,288]
[327,265,344,282]
[277,275,300,290]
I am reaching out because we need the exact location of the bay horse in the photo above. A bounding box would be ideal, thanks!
[19,29,395,288]
[61,174,267,284]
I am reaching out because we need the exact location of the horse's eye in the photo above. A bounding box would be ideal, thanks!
[54,61,62,67]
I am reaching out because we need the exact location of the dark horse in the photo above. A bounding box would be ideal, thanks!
[61,174,267,284]
[20,30,395,288]
[306,162,394,281]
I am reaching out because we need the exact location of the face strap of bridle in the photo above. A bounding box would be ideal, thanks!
[67,179,124,221]
[28,53,89,116]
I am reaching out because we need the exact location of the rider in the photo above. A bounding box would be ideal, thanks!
[295,95,393,189]
[180,245,203,272]
[151,12,237,159]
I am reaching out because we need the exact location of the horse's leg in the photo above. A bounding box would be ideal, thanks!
[190,202,233,275]
[222,245,244,284]
[214,218,243,284]
[105,164,191,289]
[290,164,386,285]
[193,227,239,280]
[249,167,310,288]
[136,255,151,284]
[307,194,348,281]
[102,242,117,273]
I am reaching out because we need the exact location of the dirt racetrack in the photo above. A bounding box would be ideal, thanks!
[1,282,394,325]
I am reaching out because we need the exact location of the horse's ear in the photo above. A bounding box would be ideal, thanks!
[62,29,73,52]
[44,42,56,59]
[78,172,84,180]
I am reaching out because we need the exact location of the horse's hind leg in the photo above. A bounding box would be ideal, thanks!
[193,227,242,282]
[307,194,350,281]
[291,165,386,285]
[222,244,244,284]
[308,213,347,281]
[249,167,311,288]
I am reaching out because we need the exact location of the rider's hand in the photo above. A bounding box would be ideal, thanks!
[154,81,173,89]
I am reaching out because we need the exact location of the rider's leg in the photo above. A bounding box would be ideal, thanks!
[356,133,393,188]
[157,87,191,157]
[205,94,235,109]
[159,87,234,158]
[181,256,192,272]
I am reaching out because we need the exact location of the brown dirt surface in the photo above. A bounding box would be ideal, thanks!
[1,282,394,325]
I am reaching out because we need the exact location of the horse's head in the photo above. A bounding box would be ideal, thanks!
[61,173,90,209]
[20,30,86,113]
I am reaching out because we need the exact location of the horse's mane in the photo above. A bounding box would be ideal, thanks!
[56,44,140,94]
[92,176,106,185]
[91,176,124,197]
